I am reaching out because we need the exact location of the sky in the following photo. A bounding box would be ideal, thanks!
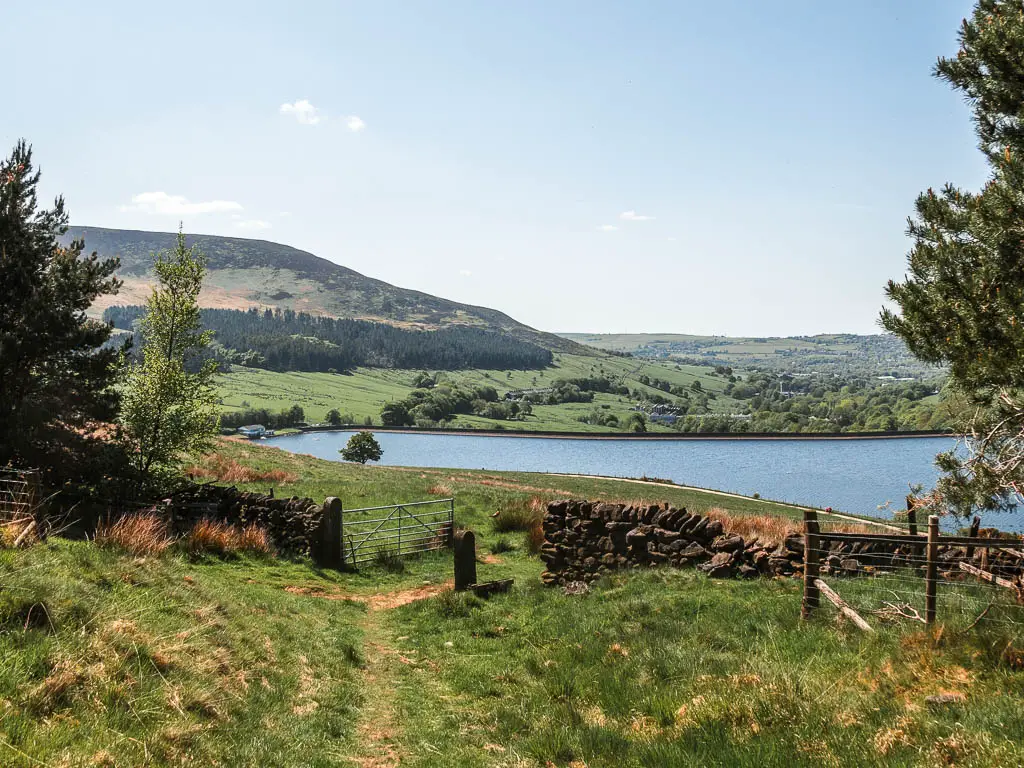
[3,0,988,336]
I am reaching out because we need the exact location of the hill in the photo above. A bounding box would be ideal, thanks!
[67,226,584,353]
[562,331,938,377]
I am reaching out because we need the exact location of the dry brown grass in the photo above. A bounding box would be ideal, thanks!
[704,507,877,547]
[0,517,39,548]
[705,508,799,548]
[95,513,174,557]
[185,519,274,557]
[186,454,297,485]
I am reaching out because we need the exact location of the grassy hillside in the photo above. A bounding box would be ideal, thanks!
[563,332,937,377]
[216,353,746,432]
[2,441,1022,766]
[69,226,584,353]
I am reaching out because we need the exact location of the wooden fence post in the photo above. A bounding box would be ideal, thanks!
[925,515,939,625]
[315,497,345,570]
[802,509,820,619]
[454,529,477,592]
[905,494,917,537]
[965,515,981,560]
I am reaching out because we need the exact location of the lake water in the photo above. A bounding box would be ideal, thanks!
[262,430,998,525]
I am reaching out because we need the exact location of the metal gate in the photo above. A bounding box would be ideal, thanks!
[0,468,37,520]
[342,498,454,567]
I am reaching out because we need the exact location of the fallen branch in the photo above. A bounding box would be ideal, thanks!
[874,601,926,624]
[13,520,36,548]
[814,578,874,633]
[959,561,1018,591]
[966,604,993,632]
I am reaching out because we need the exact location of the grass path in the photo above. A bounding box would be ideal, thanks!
[351,611,403,768]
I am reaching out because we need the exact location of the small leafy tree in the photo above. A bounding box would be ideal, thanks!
[0,141,123,471]
[882,0,1024,515]
[326,408,343,426]
[340,431,383,464]
[627,412,648,433]
[120,231,219,478]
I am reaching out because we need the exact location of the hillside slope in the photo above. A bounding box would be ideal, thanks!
[68,226,584,353]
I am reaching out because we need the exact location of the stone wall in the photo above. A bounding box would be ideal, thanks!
[539,500,802,585]
[164,484,328,559]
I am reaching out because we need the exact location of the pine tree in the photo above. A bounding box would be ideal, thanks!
[0,140,122,469]
[882,0,1024,514]
[120,231,219,477]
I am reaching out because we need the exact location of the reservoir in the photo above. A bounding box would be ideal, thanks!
[260,430,1005,526]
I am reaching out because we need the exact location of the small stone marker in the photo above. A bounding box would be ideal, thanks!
[454,529,477,591]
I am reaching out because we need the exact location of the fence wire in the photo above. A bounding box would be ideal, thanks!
[807,517,1024,635]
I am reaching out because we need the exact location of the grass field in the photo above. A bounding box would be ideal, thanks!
[3,441,1022,766]
[216,353,746,433]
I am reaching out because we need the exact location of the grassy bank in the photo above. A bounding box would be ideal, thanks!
[2,441,1022,766]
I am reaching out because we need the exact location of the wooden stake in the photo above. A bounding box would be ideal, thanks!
[814,578,874,633]
[925,515,939,625]
[802,509,820,619]
[905,495,917,537]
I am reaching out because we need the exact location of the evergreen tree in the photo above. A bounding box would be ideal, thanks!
[120,231,219,477]
[0,141,122,469]
[882,0,1024,514]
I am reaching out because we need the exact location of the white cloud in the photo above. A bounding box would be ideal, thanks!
[277,211,292,217]
[119,191,243,216]
[459,269,473,277]
[666,236,678,242]
[346,115,366,132]
[597,224,618,231]
[620,210,655,221]
[279,99,323,125]
[235,219,272,231]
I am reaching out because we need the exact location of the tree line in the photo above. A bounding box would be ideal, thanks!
[103,305,553,372]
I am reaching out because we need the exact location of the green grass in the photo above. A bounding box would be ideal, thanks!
[386,569,1024,767]
[5,441,1022,766]
[0,542,366,767]
[216,353,746,433]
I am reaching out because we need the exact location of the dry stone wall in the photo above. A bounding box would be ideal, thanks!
[539,500,803,586]
[165,484,328,559]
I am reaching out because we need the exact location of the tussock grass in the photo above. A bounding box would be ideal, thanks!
[95,512,174,557]
[185,519,274,557]
[187,453,297,484]
[491,496,545,533]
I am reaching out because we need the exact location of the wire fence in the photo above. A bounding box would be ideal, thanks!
[801,508,1024,636]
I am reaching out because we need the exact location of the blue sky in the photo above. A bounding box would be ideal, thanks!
[3,0,985,335]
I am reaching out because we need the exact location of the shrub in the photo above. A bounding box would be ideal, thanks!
[95,513,174,557]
